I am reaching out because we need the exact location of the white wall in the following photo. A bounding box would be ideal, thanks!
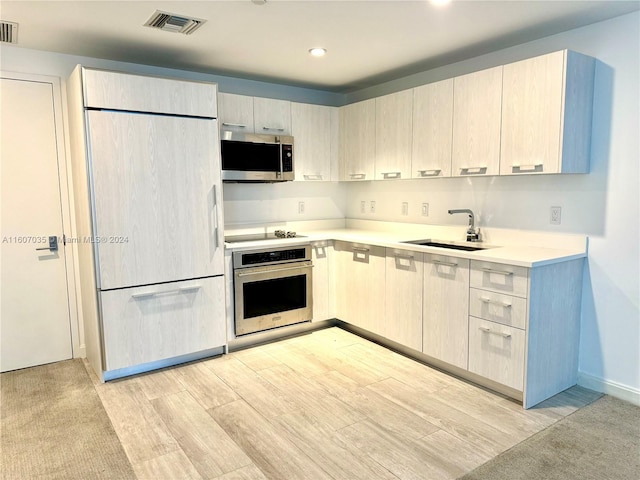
[346,12,640,399]
[223,182,347,226]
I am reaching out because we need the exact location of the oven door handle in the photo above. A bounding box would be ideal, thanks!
[237,264,313,278]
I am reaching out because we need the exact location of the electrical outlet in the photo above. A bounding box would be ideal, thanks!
[422,203,429,217]
[298,201,305,214]
[360,201,366,214]
[550,206,561,225]
[401,202,408,216]
[370,201,376,214]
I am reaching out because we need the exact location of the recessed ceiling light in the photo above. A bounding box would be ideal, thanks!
[309,48,327,57]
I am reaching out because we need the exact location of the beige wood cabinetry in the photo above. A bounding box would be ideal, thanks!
[384,249,423,351]
[311,241,335,321]
[333,241,385,334]
[422,254,470,370]
[217,92,254,133]
[291,103,336,181]
[101,276,225,371]
[451,66,503,177]
[468,259,583,407]
[339,99,376,181]
[375,90,413,180]
[500,50,595,175]
[253,97,292,134]
[468,261,529,391]
[67,66,226,381]
[82,69,217,117]
[411,79,454,178]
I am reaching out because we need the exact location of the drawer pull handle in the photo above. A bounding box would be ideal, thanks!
[303,174,323,181]
[222,122,246,128]
[262,126,285,132]
[382,171,401,179]
[132,285,202,299]
[481,268,513,276]
[353,247,370,253]
[349,173,366,180]
[460,166,487,175]
[512,163,543,173]
[417,169,441,177]
[480,297,512,308]
[479,326,511,338]
[393,253,414,260]
[434,260,458,268]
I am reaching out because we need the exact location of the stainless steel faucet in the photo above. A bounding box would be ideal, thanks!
[448,209,481,242]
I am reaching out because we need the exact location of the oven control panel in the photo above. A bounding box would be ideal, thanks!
[234,245,311,268]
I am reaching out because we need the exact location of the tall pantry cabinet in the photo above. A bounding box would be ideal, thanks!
[67,67,226,381]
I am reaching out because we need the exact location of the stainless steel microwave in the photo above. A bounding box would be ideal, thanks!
[220,131,294,182]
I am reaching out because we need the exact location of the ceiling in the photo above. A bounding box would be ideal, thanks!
[1,1,639,92]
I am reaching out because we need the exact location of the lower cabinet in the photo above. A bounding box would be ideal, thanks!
[468,316,526,391]
[384,249,423,351]
[311,240,334,321]
[100,276,226,371]
[334,241,385,335]
[422,254,470,369]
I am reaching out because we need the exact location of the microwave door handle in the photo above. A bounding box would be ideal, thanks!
[278,143,283,179]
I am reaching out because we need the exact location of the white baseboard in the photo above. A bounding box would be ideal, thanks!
[578,372,640,406]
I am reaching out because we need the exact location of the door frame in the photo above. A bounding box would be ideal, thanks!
[1,70,83,359]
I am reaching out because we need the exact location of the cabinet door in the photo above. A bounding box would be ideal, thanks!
[501,51,565,175]
[384,249,423,351]
[412,79,453,178]
[291,102,332,181]
[83,68,217,117]
[339,99,376,181]
[101,276,226,371]
[334,242,385,334]
[375,90,413,180]
[253,97,291,134]
[218,93,254,133]
[452,66,502,177]
[311,241,333,321]
[88,111,223,290]
[423,254,470,369]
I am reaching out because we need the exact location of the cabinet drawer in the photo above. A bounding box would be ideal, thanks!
[83,68,217,117]
[468,316,525,391]
[470,260,528,297]
[469,288,527,329]
[101,276,226,371]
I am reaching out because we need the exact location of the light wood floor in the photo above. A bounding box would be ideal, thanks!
[92,327,601,480]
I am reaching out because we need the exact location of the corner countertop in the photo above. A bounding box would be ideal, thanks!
[224,225,587,268]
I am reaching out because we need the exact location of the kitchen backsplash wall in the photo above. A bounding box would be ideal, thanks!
[223,182,347,226]
[345,173,604,235]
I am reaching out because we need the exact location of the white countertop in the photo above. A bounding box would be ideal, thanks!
[224,223,587,268]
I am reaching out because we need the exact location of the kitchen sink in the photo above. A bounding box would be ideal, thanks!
[401,239,492,252]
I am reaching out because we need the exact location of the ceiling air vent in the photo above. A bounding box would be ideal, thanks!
[144,10,206,35]
[0,21,18,44]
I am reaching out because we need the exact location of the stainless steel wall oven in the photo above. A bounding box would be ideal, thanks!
[233,245,312,336]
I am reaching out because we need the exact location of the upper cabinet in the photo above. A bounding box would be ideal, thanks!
[375,89,413,180]
[500,50,595,175]
[218,93,291,135]
[452,66,503,177]
[218,92,254,133]
[291,102,338,181]
[254,97,292,134]
[82,69,217,117]
[339,99,376,181]
[411,79,454,178]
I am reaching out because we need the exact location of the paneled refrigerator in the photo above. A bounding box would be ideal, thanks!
[67,66,225,381]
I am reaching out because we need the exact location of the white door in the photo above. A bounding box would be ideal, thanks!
[0,76,73,372]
